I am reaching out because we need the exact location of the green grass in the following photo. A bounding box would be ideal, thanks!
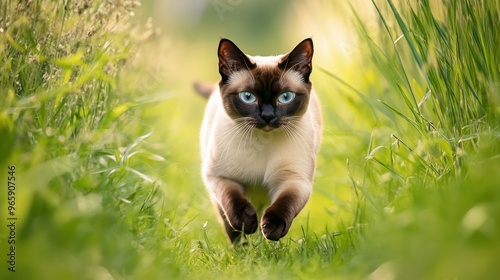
[0,0,499,279]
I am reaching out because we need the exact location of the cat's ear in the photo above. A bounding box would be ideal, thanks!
[218,39,255,83]
[279,38,314,83]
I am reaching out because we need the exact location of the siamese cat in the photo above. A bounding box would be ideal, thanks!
[197,38,322,243]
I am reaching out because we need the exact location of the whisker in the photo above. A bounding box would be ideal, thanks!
[285,121,315,154]
[217,121,249,162]
[217,120,247,144]
[282,124,306,156]
[218,120,257,166]
[236,122,253,154]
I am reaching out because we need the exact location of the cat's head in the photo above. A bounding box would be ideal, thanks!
[217,38,314,132]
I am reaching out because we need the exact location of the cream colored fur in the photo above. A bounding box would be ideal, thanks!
[200,69,322,214]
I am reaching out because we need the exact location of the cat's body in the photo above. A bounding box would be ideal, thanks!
[198,38,322,242]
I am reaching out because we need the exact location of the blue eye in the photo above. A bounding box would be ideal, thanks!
[239,91,257,103]
[278,92,296,104]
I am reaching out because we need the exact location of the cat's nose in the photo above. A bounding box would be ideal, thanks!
[261,104,275,123]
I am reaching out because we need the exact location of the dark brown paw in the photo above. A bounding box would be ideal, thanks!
[229,202,258,234]
[261,212,289,241]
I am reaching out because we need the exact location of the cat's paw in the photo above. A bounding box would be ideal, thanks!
[261,211,289,241]
[229,202,258,234]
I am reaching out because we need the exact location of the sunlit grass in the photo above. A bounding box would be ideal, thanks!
[0,1,169,279]
[0,0,498,279]
[318,1,500,279]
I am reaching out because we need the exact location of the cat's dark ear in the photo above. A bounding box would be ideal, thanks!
[279,38,314,83]
[218,39,255,84]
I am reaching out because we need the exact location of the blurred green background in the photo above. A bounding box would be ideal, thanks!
[0,0,498,279]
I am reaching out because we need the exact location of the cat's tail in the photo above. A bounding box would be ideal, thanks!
[193,82,216,98]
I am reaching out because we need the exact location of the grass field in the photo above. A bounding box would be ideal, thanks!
[0,0,499,279]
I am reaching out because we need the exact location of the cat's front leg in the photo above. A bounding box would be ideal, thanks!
[261,180,311,241]
[206,176,259,242]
